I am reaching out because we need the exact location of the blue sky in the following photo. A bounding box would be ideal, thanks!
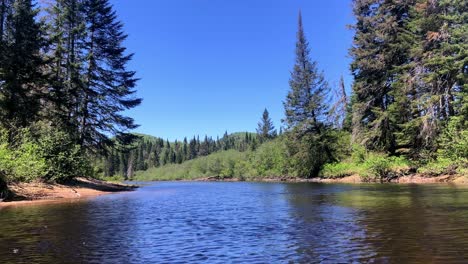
[112,0,355,141]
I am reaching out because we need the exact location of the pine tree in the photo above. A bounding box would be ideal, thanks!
[406,0,467,151]
[350,0,414,153]
[283,11,329,134]
[78,0,141,151]
[46,0,141,153]
[256,108,276,141]
[0,0,45,133]
[46,0,86,134]
[283,11,333,177]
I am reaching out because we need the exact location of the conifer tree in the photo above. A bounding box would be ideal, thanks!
[256,108,276,141]
[0,0,45,132]
[46,0,141,152]
[350,0,414,153]
[284,11,329,133]
[283,11,333,177]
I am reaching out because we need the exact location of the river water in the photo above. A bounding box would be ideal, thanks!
[1,182,468,263]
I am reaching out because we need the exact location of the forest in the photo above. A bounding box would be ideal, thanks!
[0,0,140,193]
[0,0,466,192]
[131,1,467,182]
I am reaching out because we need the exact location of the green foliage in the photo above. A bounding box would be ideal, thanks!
[416,117,468,176]
[322,147,410,182]
[285,127,336,178]
[438,117,468,162]
[135,139,292,181]
[37,127,94,182]
[257,108,276,142]
[417,158,457,176]
[101,132,259,179]
[0,128,46,182]
[364,156,392,182]
[251,139,289,177]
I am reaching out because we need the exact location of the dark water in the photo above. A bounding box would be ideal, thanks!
[2,182,468,263]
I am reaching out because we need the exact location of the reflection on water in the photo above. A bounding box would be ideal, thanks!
[2,182,468,263]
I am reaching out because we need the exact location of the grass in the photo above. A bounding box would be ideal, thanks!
[321,152,411,182]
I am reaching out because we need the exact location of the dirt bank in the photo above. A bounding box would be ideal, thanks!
[195,174,467,184]
[0,177,137,207]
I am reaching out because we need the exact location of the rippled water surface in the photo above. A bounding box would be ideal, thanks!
[2,182,468,263]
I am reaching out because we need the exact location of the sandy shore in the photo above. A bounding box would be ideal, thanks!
[195,174,467,184]
[0,177,137,207]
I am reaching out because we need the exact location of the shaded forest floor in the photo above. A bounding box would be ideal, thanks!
[0,177,137,207]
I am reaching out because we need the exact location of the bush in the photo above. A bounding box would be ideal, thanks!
[364,155,391,181]
[252,139,289,177]
[0,128,46,182]
[37,128,94,182]
[415,117,467,176]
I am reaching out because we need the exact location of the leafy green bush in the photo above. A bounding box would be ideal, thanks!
[351,144,368,163]
[364,155,391,181]
[416,117,467,176]
[0,128,46,182]
[438,116,468,161]
[251,139,289,177]
[36,127,93,182]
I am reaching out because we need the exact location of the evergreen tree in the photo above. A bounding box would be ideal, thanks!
[0,0,45,133]
[405,0,467,151]
[189,136,197,159]
[350,0,414,153]
[78,0,141,151]
[256,108,276,141]
[283,11,333,177]
[46,0,141,153]
[283,11,329,133]
[46,0,86,134]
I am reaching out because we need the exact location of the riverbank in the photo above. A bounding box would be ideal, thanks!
[192,173,468,184]
[0,177,137,207]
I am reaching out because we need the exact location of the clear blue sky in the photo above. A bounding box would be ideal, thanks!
[112,0,355,141]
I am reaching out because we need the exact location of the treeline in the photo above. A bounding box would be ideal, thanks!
[350,0,466,157]
[138,2,466,182]
[0,0,139,189]
[101,132,266,178]
[288,1,465,179]
[101,106,282,179]
[283,1,466,179]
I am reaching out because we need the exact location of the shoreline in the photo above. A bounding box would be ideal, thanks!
[180,173,468,184]
[2,174,466,207]
[0,177,137,207]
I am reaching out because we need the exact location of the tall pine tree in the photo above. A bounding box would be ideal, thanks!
[283,11,333,177]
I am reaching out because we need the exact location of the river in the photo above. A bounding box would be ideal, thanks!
[1,182,468,263]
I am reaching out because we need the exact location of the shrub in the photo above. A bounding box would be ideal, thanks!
[252,139,289,177]
[364,155,391,181]
[0,128,46,182]
[438,116,468,161]
[36,127,93,182]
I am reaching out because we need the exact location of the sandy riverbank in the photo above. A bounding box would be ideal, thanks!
[195,173,467,184]
[0,177,137,207]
